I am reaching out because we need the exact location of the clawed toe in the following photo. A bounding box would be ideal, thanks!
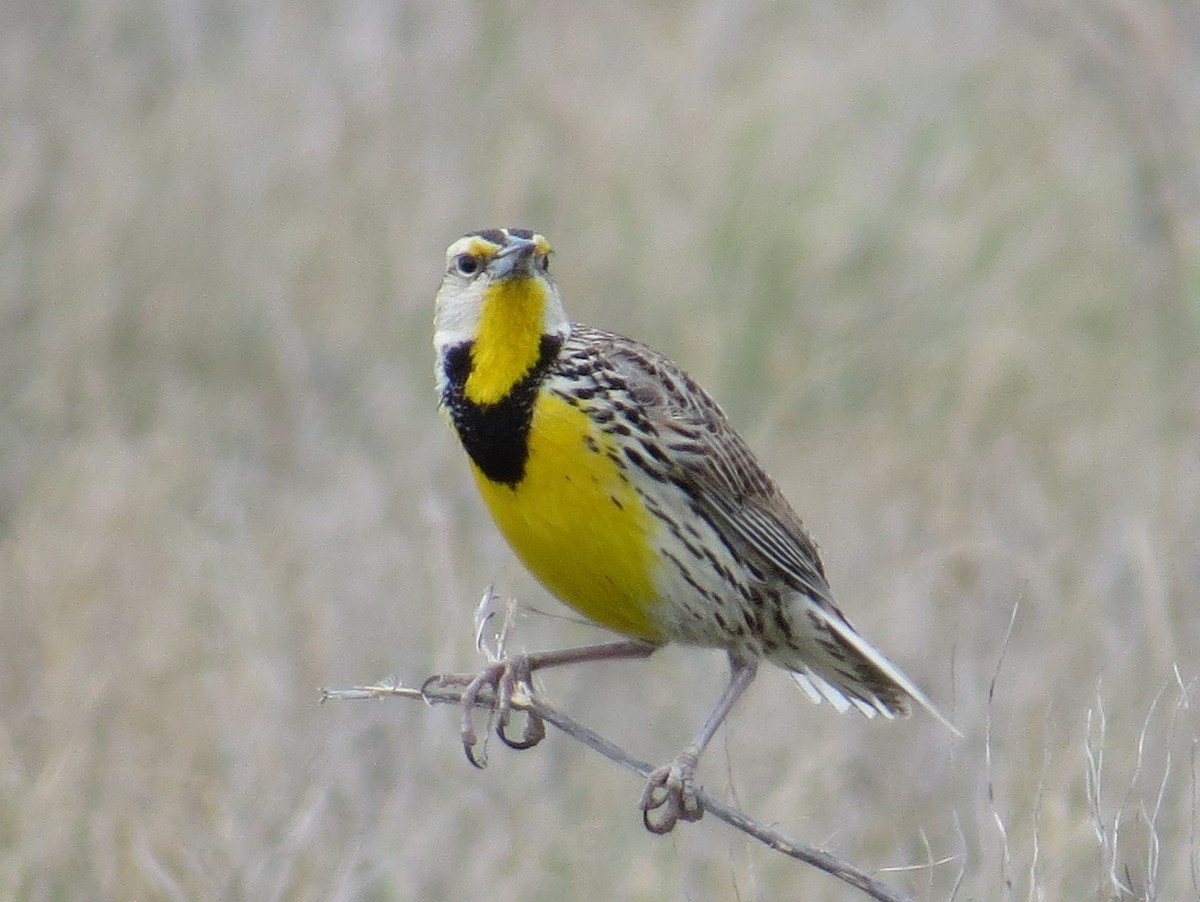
[639,749,702,834]
[422,658,546,768]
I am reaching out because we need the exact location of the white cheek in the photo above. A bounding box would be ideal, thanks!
[539,280,571,334]
[433,278,484,347]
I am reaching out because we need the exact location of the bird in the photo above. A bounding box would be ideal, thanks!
[431,227,955,833]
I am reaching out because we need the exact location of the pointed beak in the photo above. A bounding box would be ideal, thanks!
[490,237,538,279]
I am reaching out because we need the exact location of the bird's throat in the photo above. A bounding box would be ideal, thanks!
[441,332,563,487]
[464,277,548,405]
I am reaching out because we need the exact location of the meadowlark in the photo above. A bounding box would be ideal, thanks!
[431,227,954,833]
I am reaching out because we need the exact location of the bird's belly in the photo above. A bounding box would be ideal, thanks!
[471,393,666,641]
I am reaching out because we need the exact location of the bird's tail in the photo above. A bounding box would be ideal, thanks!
[781,604,961,736]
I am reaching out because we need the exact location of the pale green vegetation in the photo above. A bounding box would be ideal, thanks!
[2,2,1198,899]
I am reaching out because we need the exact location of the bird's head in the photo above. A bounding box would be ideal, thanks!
[434,228,568,406]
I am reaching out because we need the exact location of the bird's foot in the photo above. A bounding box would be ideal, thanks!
[422,656,546,768]
[639,747,703,833]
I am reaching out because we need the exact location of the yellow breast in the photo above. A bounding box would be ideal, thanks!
[471,392,665,641]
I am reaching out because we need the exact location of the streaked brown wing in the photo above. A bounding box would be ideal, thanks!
[577,327,835,606]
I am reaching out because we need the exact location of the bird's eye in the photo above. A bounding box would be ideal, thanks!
[538,254,550,273]
[453,254,480,276]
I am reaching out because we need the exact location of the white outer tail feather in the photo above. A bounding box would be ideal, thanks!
[794,606,962,736]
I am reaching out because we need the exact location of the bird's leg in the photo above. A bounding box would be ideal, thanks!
[640,652,758,834]
[424,639,658,768]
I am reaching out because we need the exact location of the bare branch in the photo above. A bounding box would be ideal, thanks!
[323,679,919,902]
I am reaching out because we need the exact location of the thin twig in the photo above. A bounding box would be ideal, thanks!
[323,680,916,902]
[985,598,1020,893]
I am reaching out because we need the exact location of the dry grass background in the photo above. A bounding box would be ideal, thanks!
[3,1,1199,899]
